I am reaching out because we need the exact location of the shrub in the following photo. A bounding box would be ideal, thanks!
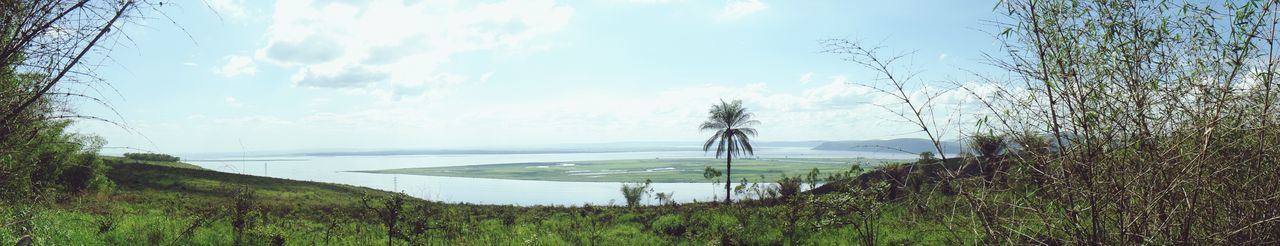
[653,192,675,206]
[620,179,652,207]
[0,120,111,201]
[360,194,408,246]
[776,175,802,199]
[59,153,112,194]
[650,214,686,237]
[123,153,180,162]
[228,186,256,246]
[690,213,740,238]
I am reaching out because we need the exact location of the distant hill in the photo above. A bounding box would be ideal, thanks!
[812,138,963,155]
[283,141,830,157]
[753,140,828,148]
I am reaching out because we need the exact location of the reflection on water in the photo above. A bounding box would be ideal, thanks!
[187,148,910,206]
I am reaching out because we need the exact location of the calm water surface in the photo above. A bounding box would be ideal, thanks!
[187,148,911,206]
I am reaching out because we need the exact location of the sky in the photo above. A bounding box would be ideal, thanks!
[72,0,1007,154]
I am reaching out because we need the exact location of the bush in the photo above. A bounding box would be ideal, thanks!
[59,153,112,194]
[0,119,112,201]
[620,180,652,207]
[123,153,180,162]
[690,213,740,239]
[776,175,802,199]
[650,214,686,237]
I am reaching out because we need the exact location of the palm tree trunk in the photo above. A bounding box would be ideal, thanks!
[725,150,732,203]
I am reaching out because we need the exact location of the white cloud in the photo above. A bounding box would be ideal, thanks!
[718,0,767,20]
[938,53,948,61]
[829,75,849,84]
[623,0,677,4]
[292,65,387,88]
[218,55,256,77]
[798,72,814,84]
[285,76,989,146]
[207,0,247,18]
[256,0,574,99]
[225,97,245,108]
[212,115,293,127]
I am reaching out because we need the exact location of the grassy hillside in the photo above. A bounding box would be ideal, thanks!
[361,157,896,183]
[1,156,963,245]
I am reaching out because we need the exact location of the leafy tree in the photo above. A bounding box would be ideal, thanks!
[123,152,181,162]
[1,0,152,202]
[775,174,801,199]
[968,134,1006,160]
[361,194,409,246]
[968,133,1007,185]
[621,179,652,207]
[804,168,821,190]
[698,99,759,202]
[0,71,112,200]
[915,151,936,165]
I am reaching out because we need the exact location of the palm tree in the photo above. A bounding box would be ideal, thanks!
[969,133,1008,186]
[699,99,758,203]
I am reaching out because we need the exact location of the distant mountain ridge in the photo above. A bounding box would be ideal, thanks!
[811,138,963,155]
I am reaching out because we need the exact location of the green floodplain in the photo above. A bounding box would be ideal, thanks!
[1,156,964,245]
[359,157,902,183]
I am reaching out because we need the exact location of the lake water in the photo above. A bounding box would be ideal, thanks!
[186,148,911,206]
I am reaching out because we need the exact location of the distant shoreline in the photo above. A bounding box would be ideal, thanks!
[357,157,901,183]
[184,159,308,162]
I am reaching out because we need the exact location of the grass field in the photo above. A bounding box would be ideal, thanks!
[1,156,968,245]
[359,157,903,183]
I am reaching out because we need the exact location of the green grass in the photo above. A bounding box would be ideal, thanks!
[100,156,205,170]
[360,157,900,183]
[1,157,968,245]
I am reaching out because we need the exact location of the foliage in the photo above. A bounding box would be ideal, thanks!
[699,99,760,202]
[650,214,686,237]
[620,179,652,207]
[653,192,675,206]
[983,0,1280,243]
[776,174,802,199]
[0,117,112,201]
[123,153,180,162]
[1,1,142,203]
[1,158,969,245]
[824,0,1280,243]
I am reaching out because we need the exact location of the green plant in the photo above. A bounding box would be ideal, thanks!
[699,99,759,203]
[228,186,255,246]
[654,192,675,206]
[620,179,652,207]
[776,175,802,199]
[805,168,822,190]
[360,193,408,246]
[650,214,686,237]
[121,153,181,162]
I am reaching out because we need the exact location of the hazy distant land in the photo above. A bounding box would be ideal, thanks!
[358,157,903,183]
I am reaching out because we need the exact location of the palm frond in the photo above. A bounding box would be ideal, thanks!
[699,121,726,132]
[733,130,755,156]
[703,130,722,152]
[701,99,757,158]
[715,134,729,158]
